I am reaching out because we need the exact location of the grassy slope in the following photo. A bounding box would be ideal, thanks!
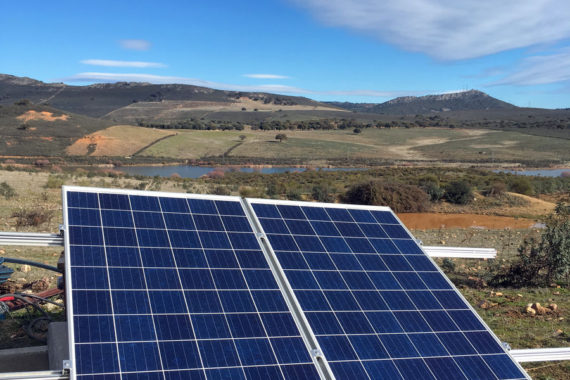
[66,125,177,156]
[138,127,570,163]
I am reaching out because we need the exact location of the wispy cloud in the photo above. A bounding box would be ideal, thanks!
[293,0,570,60]
[490,48,570,86]
[119,39,151,51]
[81,59,166,68]
[243,74,290,79]
[60,72,411,98]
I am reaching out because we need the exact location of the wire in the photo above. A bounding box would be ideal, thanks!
[1,257,62,273]
[13,293,64,308]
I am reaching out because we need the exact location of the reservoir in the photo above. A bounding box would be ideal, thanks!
[119,165,361,178]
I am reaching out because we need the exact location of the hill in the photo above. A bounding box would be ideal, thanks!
[328,90,517,114]
[0,101,110,156]
[0,74,342,118]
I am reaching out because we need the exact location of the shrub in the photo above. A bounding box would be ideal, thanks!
[286,187,303,201]
[0,182,16,199]
[44,175,65,189]
[422,181,444,202]
[211,186,230,196]
[239,186,264,198]
[12,208,53,227]
[485,181,507,197]
[508,176,533,195]
[440,258,456,273]
[492,203,570,287]
[312,183,335,203]
[353,128,362,134]
[343,181,429,213]
[444,181,473,205]
[275,133,288,142]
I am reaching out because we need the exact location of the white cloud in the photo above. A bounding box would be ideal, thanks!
[60,72,409,98]
[491,48,570,86]
[243,74,290,79]
[119,39,151,51]
[81,59,166,68]
[293,0,570,60]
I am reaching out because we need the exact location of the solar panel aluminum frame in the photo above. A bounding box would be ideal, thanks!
[62,186,325,380]
[240,198,335,380]
[244,198,531,380]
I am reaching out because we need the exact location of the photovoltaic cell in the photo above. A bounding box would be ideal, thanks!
[65,188,527,380]
[64,188,319,380]
[249,200,528,380]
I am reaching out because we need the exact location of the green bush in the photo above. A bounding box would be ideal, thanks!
[44,175,65,189]
[492,203,570,287]
[440,258,456,273]
[312,183,335,203]
[343,181,429,212]
[444,181,473,205]
[485,181,507,197]
[508,176,534,195]
[422,181,444,202]
[0,182,16,199]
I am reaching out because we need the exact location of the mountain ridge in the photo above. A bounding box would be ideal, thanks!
[327,90,517,114]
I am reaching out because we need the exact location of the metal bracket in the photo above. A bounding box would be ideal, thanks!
[62,361,71,371]
[310,348,323,359]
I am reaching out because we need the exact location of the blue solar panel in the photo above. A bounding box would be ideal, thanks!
[249,200,528,380]
[64,188,320,380]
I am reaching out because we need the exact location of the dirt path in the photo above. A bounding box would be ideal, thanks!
[397,213,537,230]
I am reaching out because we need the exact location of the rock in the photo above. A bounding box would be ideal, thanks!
[478,300,498,309]
[533,303,549,315]
[549,304,558,312]
[0,249,5,254]
[553,329,564,337]
[517,294,523,298]
[19,265,31,273]
[553,291,561,295]
[495,292,503,297]
[440,240,446,245]
[525,306,536,316]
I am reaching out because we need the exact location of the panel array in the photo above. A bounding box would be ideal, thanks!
[64,189,320,380]
[250,200,528,380]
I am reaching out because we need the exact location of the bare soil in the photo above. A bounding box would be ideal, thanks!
[16,111,68,122]
[398,213,537,229]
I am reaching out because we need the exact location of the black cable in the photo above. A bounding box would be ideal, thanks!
[13,293,64,308]
[1,257,62,273]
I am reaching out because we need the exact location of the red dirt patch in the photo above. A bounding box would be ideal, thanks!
[16,110,69,122]
[397,213,535,230]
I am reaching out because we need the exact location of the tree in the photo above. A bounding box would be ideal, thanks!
[275,133,288,143]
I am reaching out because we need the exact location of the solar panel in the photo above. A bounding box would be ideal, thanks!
[248,199,529,380]
[63,188,321,380]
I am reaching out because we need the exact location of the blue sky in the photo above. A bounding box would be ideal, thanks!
[1,0,570,108]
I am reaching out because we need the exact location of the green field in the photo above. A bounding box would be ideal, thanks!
[138,127,570,163]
